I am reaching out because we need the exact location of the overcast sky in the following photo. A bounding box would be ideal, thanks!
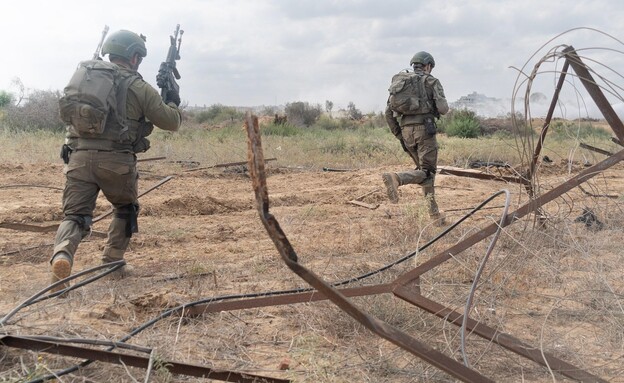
[3,0,624,117]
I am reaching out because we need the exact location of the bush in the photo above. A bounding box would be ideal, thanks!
[2,90,64,132]
[366,112,387,129]
[346,102,362,120]
[314,115,359,130]
[285,101,322,127]
[0,90,13,108]
[441,109,481,138]
[480,112,532,137]
[549,120,612,140]
[195,104,243,125]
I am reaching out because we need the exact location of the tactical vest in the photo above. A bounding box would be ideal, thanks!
[388,70,435,118]
[59,60,152,152]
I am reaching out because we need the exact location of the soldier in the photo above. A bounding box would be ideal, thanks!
[50,29,182,292]
[382,51,449,221]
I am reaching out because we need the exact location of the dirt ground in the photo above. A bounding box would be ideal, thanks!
[1,146,623,382]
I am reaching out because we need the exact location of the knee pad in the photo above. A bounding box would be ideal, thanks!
[64,214,92,236]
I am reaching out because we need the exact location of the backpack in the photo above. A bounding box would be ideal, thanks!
[59,60,133,138]
[387,70,433,115]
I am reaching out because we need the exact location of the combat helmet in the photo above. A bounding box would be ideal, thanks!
[102,30,147,60]
[410,51,435,68]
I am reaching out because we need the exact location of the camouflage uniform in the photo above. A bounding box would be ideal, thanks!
[384,66,449,217]
[52,65,181,267]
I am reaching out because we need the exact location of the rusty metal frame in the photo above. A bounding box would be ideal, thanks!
[244,112,615,382]
[245,113,494,382]
[437,166,529,185]
[0,335,288,383]
[243,47,623,381]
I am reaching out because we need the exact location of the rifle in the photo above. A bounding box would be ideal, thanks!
[92,25,110,60]
[157,24,184,105]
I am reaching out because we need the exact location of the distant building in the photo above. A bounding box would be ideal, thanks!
[450,92,509,118]
[451,91,502,110]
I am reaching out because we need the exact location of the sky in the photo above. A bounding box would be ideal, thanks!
[3,0,624,117]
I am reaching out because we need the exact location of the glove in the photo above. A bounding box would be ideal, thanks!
[166,90,181,107]
[156,63,169,89]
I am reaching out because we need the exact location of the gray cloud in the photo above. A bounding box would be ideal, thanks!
[2,0,624,116]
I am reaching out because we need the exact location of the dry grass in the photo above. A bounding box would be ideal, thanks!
[1,117,624,382]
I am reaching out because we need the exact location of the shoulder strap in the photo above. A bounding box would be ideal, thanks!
[113,72,141,136]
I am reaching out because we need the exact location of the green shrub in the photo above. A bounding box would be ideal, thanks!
[195,104,243,125]
[314,115,340,130]
[0,90,13,108]
[442,109,481,138]
[549,120,612,140]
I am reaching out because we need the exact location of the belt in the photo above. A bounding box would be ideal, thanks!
[402,123,426,129]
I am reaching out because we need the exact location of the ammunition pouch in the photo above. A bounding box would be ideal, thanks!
[60,144,73,164]
[424,116,437,136]
[132,137,151,153]
[115,203,139,238]
[131,120,154,153]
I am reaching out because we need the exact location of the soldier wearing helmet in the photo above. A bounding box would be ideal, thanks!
[102,29,148,68]
[382,51,449,223]
[50,29,182,290]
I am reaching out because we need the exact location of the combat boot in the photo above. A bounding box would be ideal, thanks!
[50,252,72,293]
[106,263,135,280]
[382,173,400,203]
[420,176,434,188]
[422,185,445,225]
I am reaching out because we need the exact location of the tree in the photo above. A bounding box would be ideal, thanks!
[325,100,334,118]
[0,90,13,108]
[347,101,362,120]
[10,77,25,106]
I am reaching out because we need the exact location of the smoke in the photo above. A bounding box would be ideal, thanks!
[451,91,624,121]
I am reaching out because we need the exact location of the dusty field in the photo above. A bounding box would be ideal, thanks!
[1,145,623,382]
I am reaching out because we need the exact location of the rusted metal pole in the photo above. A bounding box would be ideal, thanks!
[184,158,277,172]
[528,60,570,181]
[563,45,624,142]
[0,336,289,383]
[579,142,613,156]
[437,166,529,184]
[185,284,393,317]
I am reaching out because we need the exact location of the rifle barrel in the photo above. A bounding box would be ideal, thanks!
[93,25,110,60]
